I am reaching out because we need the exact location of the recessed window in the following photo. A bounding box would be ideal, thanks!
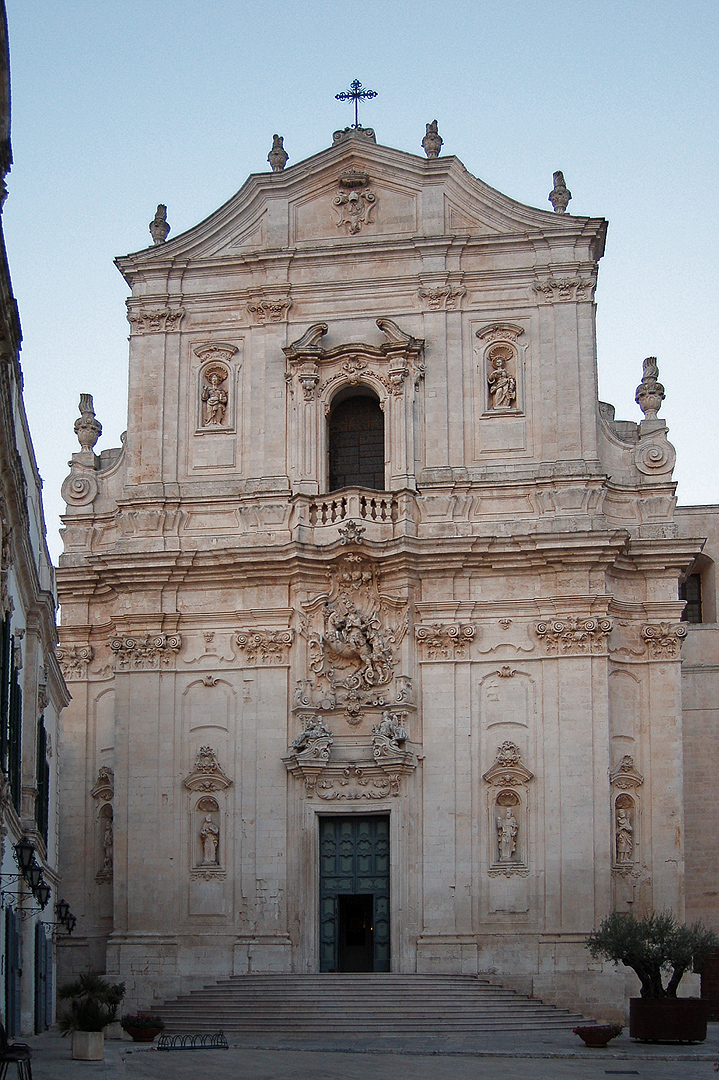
[680,573,702,624]
[328,392,384,491]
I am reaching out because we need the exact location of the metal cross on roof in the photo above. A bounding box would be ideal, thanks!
[335,79,377,129]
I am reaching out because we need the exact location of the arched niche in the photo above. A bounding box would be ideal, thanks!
[609,669,640,764]
[93,687,115,770]
[182,678,235,734]
[194,795,221,870]
[327,388,385,492]
[479,670,534,730]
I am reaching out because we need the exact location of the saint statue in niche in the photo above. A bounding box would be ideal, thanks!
[102,815,113,870]
[487,349,517,410]
[497,805,519,861]
[615,804,634,864]
[199,815,220,864]
[200,366,229,426]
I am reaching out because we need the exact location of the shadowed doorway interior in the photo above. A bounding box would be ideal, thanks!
[319,815,390,972]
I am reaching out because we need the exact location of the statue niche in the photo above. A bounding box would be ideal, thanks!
[196,796,220,867]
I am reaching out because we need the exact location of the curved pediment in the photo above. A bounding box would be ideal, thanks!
[115,132,606,283]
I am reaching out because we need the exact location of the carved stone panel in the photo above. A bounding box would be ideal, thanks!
[57,643,94,681]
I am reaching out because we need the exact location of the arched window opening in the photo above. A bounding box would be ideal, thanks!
[328,392,385,492]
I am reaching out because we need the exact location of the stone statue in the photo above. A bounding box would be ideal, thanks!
[422,120,443,159]
[372,711,408,749]
[268,134,289,172]
[102,817,113,870]
[487,355,517,410]
[616,806,633,864]
[149,204,170,245]
[291,715,332,752]
[200,815,220,864]
[201,370,229,426]
[497,806,519,861]
[548,171,571,214]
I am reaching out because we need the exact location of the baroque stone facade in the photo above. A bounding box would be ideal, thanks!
[56,124,713,1017]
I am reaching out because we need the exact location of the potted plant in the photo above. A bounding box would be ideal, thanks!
[586,910,719,1042]
[57,974,126,1060]
[120,1013,165,1042]
[572,1023,623,1048]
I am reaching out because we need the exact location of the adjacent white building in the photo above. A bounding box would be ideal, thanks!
[0,0,69,1035]
[56,123,718,1017]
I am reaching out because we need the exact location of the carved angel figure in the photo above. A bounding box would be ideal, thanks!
[497,806,519,861]
[487,356,516,410]
[200,815,220,864]
[373,710,408,748]
[201,371,229,426]
[291,715,332,752]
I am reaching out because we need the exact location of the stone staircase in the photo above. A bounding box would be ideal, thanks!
[159,973,588,1038]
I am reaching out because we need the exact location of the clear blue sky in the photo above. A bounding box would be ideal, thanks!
[4,1,719,561]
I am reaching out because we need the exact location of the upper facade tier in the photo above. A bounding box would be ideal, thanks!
[60,129,679,557]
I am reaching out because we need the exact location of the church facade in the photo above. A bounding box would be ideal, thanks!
[56,124,717,1016]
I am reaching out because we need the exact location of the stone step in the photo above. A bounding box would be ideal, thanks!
[159,973,587,1036]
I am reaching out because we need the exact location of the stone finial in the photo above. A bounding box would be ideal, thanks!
[422,120,443,159]
[74,394,102,453]
[268,134,289,172]
[548,171,571,214]
[635,356,665,420]
[149,204,170,245]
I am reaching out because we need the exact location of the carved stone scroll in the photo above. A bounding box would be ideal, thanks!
[535,617,612,654]
[234,629,293,665]
[247,297,292,323]
[641,622,687,658]
[110,633,182,670]
[415,623,475,660]
[533,278,595,303]
[57,643,94,681]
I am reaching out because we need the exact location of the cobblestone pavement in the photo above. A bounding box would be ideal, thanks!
[22,1025,719,1080]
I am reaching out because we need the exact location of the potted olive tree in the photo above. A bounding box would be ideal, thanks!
[58,974,125,1060]
[586,911,719,1042]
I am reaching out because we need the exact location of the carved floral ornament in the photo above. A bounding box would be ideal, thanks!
[283,319,425,404]
[532,277,595,304]
[641,622,687,658]
[234,629,293,665]
[535,616,613,654]
[183,746,233,793]
[109,632,182,670]
[417,280,466,311]
[247,297,292,323]
[127,307,185,334]
[415,623,475,660]
[56,643,94,681]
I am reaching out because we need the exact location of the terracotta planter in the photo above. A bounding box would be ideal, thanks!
[573,1024,623,1048]
[629,997,708,1042]
[72,1031,104,1060]
[123,1025,162,1042]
